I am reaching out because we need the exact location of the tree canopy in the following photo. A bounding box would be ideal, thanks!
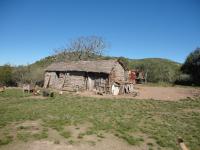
[181,48,200,85]
[118,58,181,83]
[0,65,14,86]
[54,36,108,61]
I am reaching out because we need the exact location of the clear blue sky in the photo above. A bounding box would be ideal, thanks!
[0,0,199,65]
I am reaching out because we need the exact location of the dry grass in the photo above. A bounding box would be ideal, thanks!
[0,89,200,150]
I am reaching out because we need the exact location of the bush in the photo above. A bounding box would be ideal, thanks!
[181,48,200,85]
[127,58,181,83]
[12,65,44,86]
[0,65,16,86]
[174,74,193,85]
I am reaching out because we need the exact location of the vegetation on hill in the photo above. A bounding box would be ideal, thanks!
[0,65,15,86]
[119,57,181,83]
[0,36,198,86]
[0,55,181,86]
[181,48,200,85]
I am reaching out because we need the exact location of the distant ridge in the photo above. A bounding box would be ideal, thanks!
[30,54,180,70]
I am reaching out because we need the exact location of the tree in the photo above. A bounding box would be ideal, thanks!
[0,64,14,86]
[128,59,180,83]
[181,47,200,85]
[118,57,129,68]
[54,36,108,61]
[13,65,44,85]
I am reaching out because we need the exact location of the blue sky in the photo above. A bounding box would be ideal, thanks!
[0,0,199,65]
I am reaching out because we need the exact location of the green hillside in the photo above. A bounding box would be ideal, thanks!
[31,55,181,70]
[116,57,181,83]
[0,54,181,85]
[28,55,181,84]
[129,58,181,67]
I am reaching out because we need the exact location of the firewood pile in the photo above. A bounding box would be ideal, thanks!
[111,81,138,96]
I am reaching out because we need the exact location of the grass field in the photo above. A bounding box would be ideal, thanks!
[0,89,200,150]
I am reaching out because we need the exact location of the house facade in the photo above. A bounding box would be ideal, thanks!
[44,59,130,94]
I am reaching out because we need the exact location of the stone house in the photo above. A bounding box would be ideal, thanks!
[44,59,133,95]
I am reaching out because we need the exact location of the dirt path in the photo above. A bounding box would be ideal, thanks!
[78,85,200,101]
[134,85,200,101]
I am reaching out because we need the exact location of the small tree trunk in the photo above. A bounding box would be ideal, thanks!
[145,72,148,83]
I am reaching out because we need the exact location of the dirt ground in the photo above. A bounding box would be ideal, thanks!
[11,85,200,101]
[1,121,161,150]
[1,135,156,150]
[1,86,199,150]
[133,85,200,101]
[78,85,200,101]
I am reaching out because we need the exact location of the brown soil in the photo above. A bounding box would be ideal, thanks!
[134,85,200,101]
[77,85,200,101]
[1,134,162,150]
[0,121,165,150]
[15,120,42,134]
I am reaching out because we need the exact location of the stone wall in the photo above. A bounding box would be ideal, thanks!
[109,62,125,82]
[44,61,126,93]
[63,71,86,91]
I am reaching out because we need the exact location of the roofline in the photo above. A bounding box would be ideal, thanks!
[45,70,110,74]
[45,59,128,73]
[117,59,129,71]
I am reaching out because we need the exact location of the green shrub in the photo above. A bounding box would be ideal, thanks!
[0,135,13,146]
[60,131,71,139]
[181,48,200,85]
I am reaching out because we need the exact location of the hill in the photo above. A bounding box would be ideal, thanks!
[31,55,181,70]
[127,58,181,83]
[0,54,181,85]
[28,55,181,84]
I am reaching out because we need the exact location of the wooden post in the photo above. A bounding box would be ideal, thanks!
[178,138,189,150]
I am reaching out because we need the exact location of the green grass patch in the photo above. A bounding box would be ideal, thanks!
[17,132,31,142]
[68,140,74,145]
[117,134,144,145]
[0,135,13,146]
[32,128,48,140]
[0,89,31,98]
[60,131,71,139]
[0,89,200,149]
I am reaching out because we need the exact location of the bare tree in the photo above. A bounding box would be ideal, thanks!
[54,36,107,61]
